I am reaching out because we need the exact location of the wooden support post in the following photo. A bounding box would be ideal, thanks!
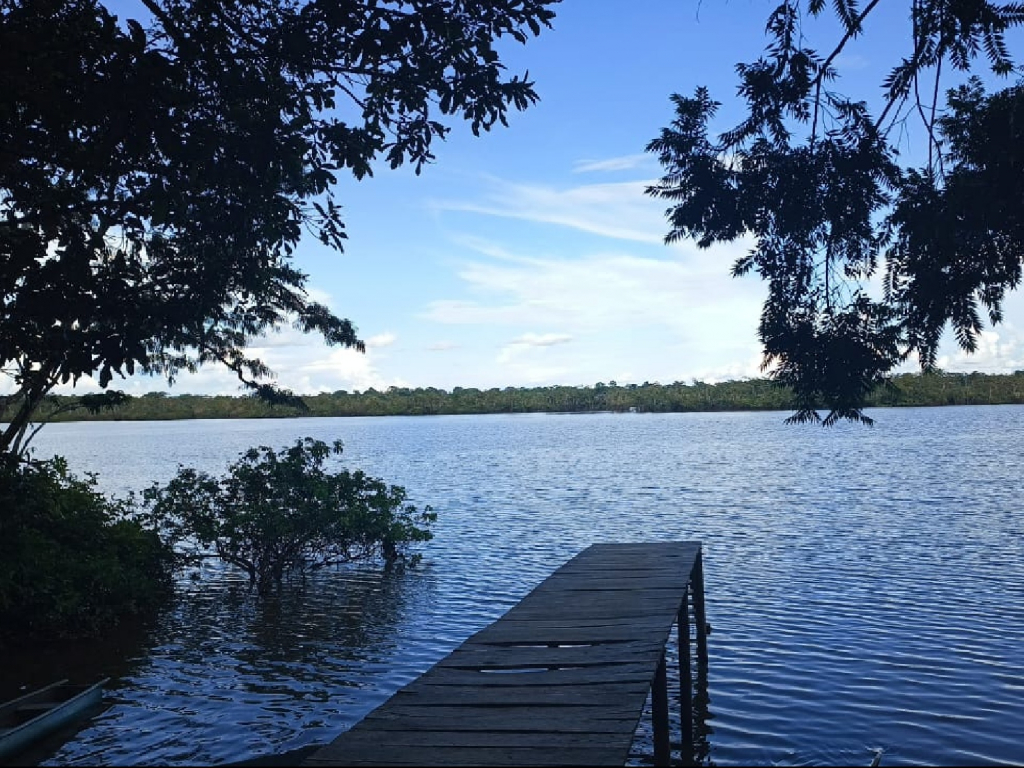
[652,650,671,767]
[679,586,694,766]
[691,550,709,672]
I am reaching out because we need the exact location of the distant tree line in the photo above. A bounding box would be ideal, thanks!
[29,371,1024,423]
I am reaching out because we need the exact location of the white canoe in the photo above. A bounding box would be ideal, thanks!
[0,678,109,760]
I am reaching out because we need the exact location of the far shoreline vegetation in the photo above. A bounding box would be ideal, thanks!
[35,370,1024,423]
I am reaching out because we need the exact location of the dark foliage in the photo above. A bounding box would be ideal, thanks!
[0,456,175,647]
[885,80,1024,369]
[647,0,1024,424]
[144,438,435,596]
[0,0,557,454]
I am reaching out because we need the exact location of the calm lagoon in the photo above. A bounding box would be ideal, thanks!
[17,406,1024,766]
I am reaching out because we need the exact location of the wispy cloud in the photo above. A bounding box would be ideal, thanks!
[423,237,767,384]
[573,154,653,174]
[427,341,459,351]
[436,178,667,244]
[424,246,761,333]
[510,332,573,347]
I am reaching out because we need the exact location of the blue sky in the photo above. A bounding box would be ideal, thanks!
[67,2,1024,395]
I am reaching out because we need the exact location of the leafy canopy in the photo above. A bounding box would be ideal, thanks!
[0,0,557,455]
[647,0,1024,425]
[144,438,436,595]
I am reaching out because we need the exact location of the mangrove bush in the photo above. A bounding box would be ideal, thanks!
[145,438,435,596]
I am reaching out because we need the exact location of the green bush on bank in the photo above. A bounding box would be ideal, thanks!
[0,457,175,647]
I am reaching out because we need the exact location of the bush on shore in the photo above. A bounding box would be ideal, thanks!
[0,456,175,647]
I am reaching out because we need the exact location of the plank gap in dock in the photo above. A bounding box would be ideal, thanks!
[304,542,708,767]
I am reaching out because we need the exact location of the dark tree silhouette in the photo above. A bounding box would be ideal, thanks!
[0,0,557,455]
[647,0,1024,425]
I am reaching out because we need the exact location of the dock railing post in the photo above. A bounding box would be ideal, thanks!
[692,549,709,673]
[679,584,695,766]
[652,650,671,767]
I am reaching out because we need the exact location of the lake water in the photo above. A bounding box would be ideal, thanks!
[14,406,1024,766]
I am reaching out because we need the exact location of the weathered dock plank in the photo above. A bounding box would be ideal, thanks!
[323,731,632,749]
[434,641,664,668]
[411,664,659,687]
[389,682,650,706]
[331,746,625,767]
[304,542,706,767]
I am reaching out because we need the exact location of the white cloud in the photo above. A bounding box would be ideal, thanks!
[427,341,459,351]
[436,178,667,244]
[424,246,762,336]
[252,325,320,348]
[305,286,335,306]
[688,353,767,383]
[41,322,404,396]
[573,154,653,174]
[446,234,527,263]
[421,235,768,386]
[896,290,1024,375]
[367,331,397,348]
[292,346,406,393]
[510,332,573,347]
[936,328,1024,373]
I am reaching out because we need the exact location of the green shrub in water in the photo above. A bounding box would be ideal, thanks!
[144,438,435,596]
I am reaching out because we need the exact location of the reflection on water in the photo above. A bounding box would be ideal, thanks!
[20,564,431,766]
[20,406,1024,766]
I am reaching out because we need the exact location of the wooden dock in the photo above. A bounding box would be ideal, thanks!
[304,542,708,767]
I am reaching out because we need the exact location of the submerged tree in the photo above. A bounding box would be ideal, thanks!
[0,0,557,455]
[647,0,1024,425]
[144,438,436,596]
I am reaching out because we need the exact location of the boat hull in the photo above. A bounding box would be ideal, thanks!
[0,679,108,760]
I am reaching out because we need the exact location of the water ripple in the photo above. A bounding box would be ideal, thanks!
[13,405,1024,766]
